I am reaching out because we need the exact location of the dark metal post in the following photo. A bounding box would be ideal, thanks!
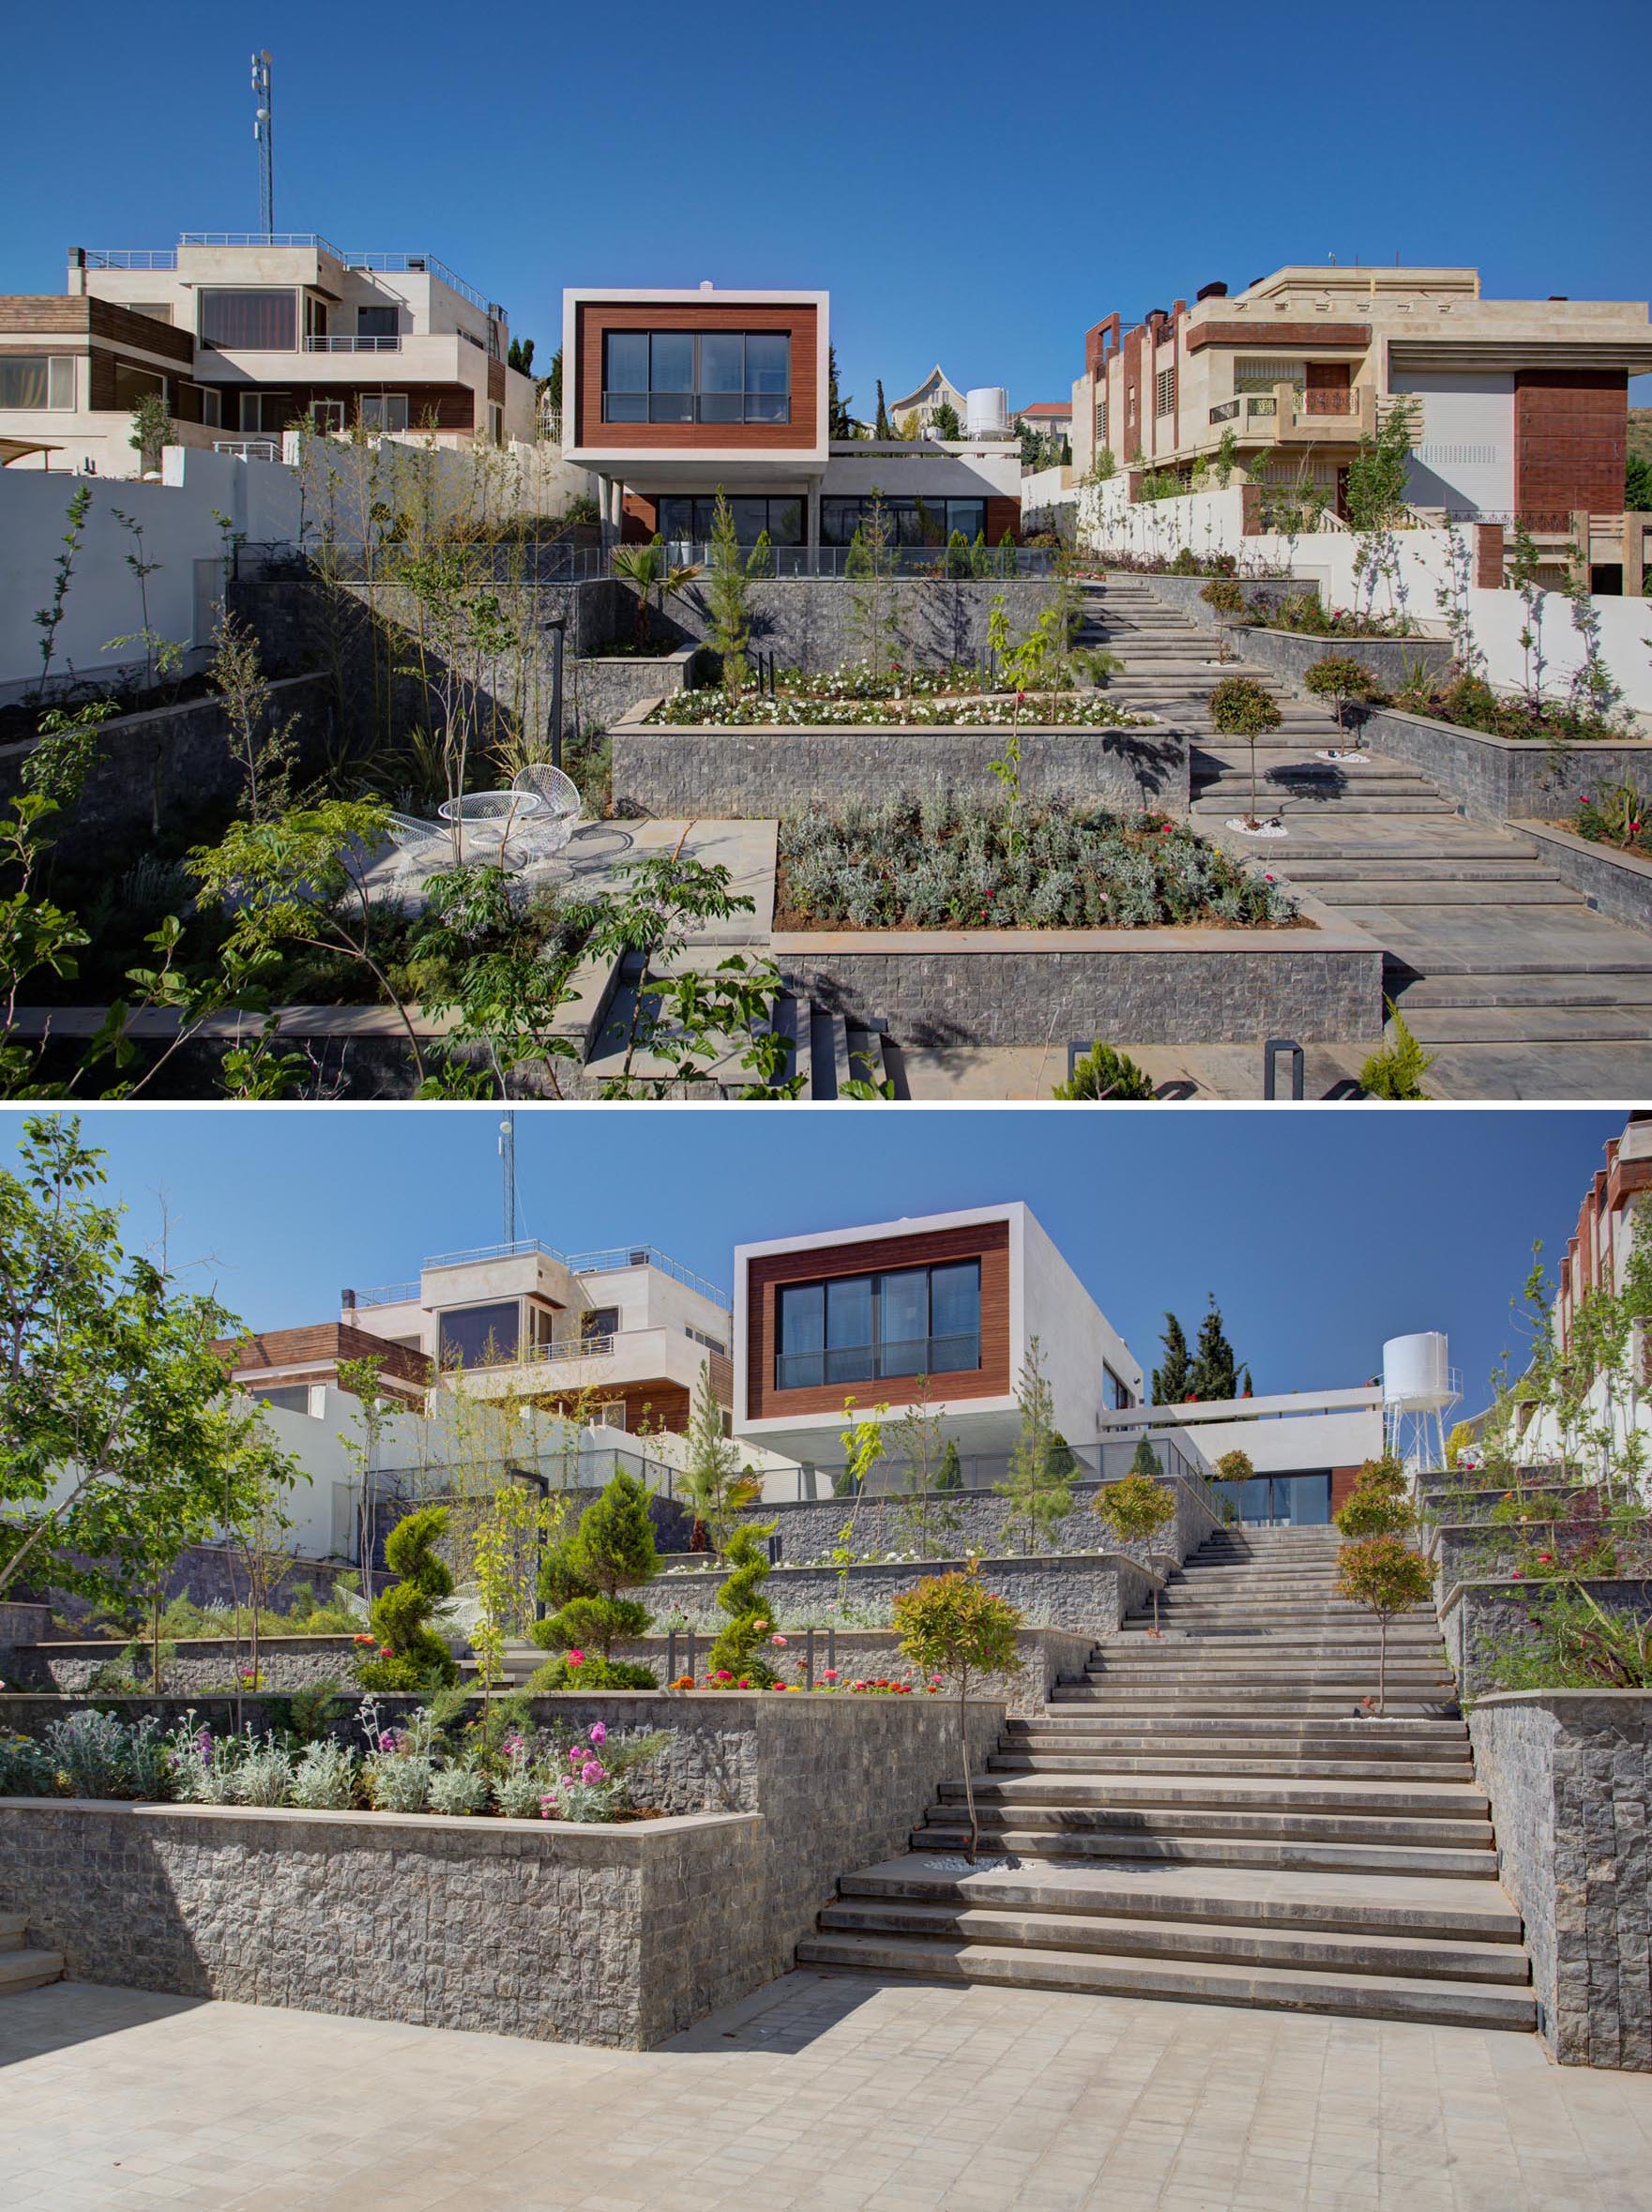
[1264,1038,1305,1100]
[806,1627,815,1690]
[826,1626,836,1676]
[666,1629,676,1685]
[547,609,567,770]
[686,1630,696,1683]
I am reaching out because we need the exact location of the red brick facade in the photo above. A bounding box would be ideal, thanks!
[1513,371,1628,524]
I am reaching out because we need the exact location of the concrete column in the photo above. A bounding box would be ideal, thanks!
[1623,510,1648,598]
[805,481,821,572]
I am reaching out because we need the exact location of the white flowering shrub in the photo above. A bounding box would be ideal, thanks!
[291,1738,358,1811]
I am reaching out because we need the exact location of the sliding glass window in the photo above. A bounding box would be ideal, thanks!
[199,289,297,350]
[822,496,987,547]
[775,1261,981,1390]
[602,330,792,425]
[657,494,804,546]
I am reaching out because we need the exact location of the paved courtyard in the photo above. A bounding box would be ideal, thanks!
[5,1971,1652,2211]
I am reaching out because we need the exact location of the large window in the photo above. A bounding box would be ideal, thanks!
[603,329,791,425]
[238,393,291,433]
[438,1301,519,1371]
[199,289,297,351]
[359,394,409,432]
[113,361,165,411]
[0,356,75,409]
[775,1260,980,1391]
[822,496,988,548]
[1102,1364,1134,1413]
[657,494,804,546]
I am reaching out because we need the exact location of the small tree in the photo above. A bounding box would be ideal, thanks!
[1053,1043,1154,1101]
[1360,1001,1435,1101]
[1094,1473,1177,1631]
[705,488,751,690]
[1336,1535,1433,1712]
[129,391,173,476]
[1189,1295,1240,1402]
[534,1468,659,1679]
[931,398,962,441]
[874,381,891,441]
[995,1338,1070,1553]
[209,611,300,823]
[363,1506,458,1689]
[707,1519,780,1685]
[1129,1436,1164,1479]
[1335,1456,1414,1540]
[1209,674,1282,827]
[845,492,902,683]
[680,1358,756,1553]
[934,1438,963,1492]
[1304,653,1375,735]
[1151,1314,1191,1407]
[893,1562,1023,1861]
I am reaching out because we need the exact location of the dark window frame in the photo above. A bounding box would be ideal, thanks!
[602,328,792,426]
[821,495,989,548]
[774,1260,982,1391]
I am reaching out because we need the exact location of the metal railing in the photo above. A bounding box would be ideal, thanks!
[352,1238,731,1312]
[180,230,348,255]
[661,542,1057,580]
[212,437,280,461]
[91,235,501,317]
[762,1426,1220,1508]
[80,248,178,270]
[341,252,495,315]
[304,333,402,354]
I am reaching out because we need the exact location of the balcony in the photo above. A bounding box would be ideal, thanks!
[453,1324,728,1403]
[304,334,402,354]
[1205,385,1375,447]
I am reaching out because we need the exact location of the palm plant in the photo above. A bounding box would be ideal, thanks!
[611,536,703,649]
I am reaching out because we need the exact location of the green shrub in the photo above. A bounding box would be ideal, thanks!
[533,1468,659,1661]
[366,1506,458,1688]
[1360,1001,1434,1100]
[707,1521,781,1685]
[0,1731,56,1796]
[1199,576,1247,616]
[1208,675,1282,739]
[525,1652,659,1691]
[1053,1042,1155,1101]
[1304,653,1376,729]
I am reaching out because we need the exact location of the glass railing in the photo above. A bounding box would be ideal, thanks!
[763,1425,1220,1508]
[601,394,791,425]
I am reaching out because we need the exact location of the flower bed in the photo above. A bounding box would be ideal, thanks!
[1353,703,1652,825]
[650,684,1144,729]
[776,795,1299,931]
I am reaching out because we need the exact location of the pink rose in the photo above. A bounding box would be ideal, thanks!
[589,1722,606,1747]
[581,1761,605,1784]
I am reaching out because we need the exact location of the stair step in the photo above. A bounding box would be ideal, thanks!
[944,1774,1489,1818]
[795,1932,1536,2031]
[989,1752,1476,1781]
[909,1823,1494,1877]
[0,1946,64,1994]
[815,1899,1530,1984]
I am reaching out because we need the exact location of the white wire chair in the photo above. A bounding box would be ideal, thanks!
[385,811,449,879]
[511,762,584,822]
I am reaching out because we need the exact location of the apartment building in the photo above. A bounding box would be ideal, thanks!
[1069,264,1652,524]
[1553,1111,1651,1361]
[0,233,538,477]
[732,1203,1144,1471]
[562,284,1023,556]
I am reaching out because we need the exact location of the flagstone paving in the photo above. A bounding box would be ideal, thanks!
[4,1970,1652,2210]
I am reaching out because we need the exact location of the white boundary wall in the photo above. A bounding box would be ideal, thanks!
[1072,480,1652,716]
[0,447,301,698]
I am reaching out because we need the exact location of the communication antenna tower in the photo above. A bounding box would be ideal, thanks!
[251,52,275,239]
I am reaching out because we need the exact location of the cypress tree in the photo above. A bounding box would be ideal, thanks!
[874,380,891,440]
[1189,1295,1240,1402]
[1151,1313,1191,1404]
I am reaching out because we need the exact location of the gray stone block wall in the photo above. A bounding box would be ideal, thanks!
[0,675,334,873]
[1468,1690,1652,2068]
[574,648,703,733]
[660,576,1057,676]
[1356,705,1652,827]
[0,1689,1008,2049]
[10,1635,359,1695]
[1235,628,1455,693]
[744,1479,1220,1576]
[772,932,1383,1047]
[648,1553,1147,1638]
[1517,823,1652,936]
[1443,1578,1652,1699]
[1129,573,1302,623]
[610,720,1190,819]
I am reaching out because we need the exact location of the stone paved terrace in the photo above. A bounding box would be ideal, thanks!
[5,1972,1652,2210]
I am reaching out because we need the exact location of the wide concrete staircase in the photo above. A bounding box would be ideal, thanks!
[799,1525,1537,2030]
[1085,574,1652,1083]
[0,1912,62,1996]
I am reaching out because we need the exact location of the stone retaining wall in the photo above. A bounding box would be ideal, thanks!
[593,1629,1094,1718]
[749,1478,1222,1578]
[1128,573,1301,623]
[575,647,703,731]
[0,1690,1006,2048]
[650,1553,1149,1638]
[1356,704,1652,826]
[662,576,1056,676]
[8,1634,358,1696]
[609,714,1189,818]
[772,912,1383,1047]
[1442,1577,1652,1698]
[1518,822,1652,936]
[1236,628,1455,693]
[0,674,334,871]
[1468,1689,1652,2068]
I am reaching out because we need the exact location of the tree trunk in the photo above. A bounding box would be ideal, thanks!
[1377,1611,1387,1715]
[959,1669,978,1865]
[150,1591,163,1697]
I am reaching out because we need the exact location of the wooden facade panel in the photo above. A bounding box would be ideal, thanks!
[530,1381,693,1435]
[1185,322,1371,355]
[574,299,818,452]
[223,1323,432,1392]
[745,1221,1011,1424]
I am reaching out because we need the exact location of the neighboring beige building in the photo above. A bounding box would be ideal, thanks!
[884,364,968,431]
[0,232,539,477]
[1069,265,1652,527]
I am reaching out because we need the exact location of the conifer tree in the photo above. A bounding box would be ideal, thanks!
[874,380,891,440]
[1189,1295,1239,1402]
[1151,1313,1191,1404]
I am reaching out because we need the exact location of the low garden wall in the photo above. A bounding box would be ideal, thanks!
[1356,704,1652,826]
[1129,573,1301,624]
[1467,1689,1652,2068]
[651,1552,1150,1639]
[7,1634,358,1696]
[574,645,703,731]
[772,904,1384,1047]
[0,674,333,871]
[752,1478,1222,1575]
[1419,1478,1577,1525]
[1441,1576,1652,1698]
[0,1689,1007,2049]
[609,713,1189,819]
[1236,628,1454,692]
[661,576,1057,675]
[1518,822,1652,936]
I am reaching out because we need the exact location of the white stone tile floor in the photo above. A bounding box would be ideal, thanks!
[3,1970,1652,2209]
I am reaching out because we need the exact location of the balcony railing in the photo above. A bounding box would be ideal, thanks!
[180,230,348,256]
[351,1239,732,1313]
[304,333,402,353]
[1302,387,1355,415]
[80,248,178,270]
[213,437,280,461]
[775,1333,982,1392]
[760,1426,1221,1510]
[601,394,791,426]
[341,251,494,315]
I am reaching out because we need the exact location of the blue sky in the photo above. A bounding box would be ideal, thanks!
[5,1,1649,413]
[0,1107,1617,1417]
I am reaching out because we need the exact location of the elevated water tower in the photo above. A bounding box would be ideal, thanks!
[1382,1332,1461,1476]
[965,386,1008,439]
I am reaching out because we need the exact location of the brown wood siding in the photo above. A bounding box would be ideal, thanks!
[986,495,1022,544]
[487,356,506,405]
[221,1323,432,1393]
[529,1381,694,1435]
[574,299,818,451]
[0,296,192,364]
[745,1222,1011,1423]
[88,350,184,412]
[1185,322,1371,354]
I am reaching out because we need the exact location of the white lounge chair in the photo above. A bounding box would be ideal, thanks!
[511,762,584,823]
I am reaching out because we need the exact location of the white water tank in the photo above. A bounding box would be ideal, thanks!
[1383,1332,1453,1412]
[965,386,1008,438]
